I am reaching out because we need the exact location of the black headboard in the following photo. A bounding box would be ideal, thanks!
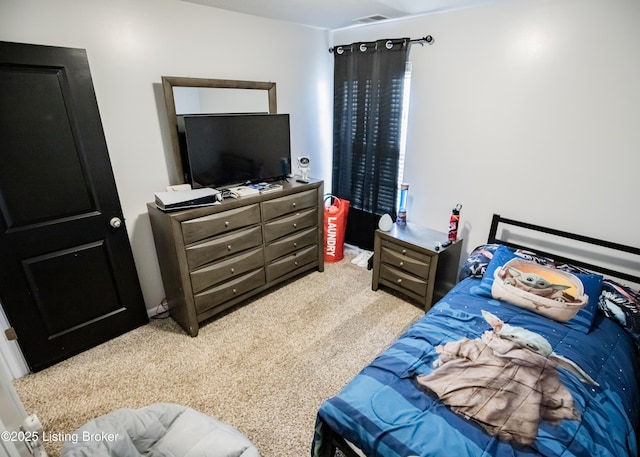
[488,214,640,285]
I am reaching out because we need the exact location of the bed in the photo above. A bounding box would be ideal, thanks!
[312,214,640,457]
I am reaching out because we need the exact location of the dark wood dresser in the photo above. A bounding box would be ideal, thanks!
[148,180,324,336]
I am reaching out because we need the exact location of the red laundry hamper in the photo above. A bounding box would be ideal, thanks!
[324,195,349,262]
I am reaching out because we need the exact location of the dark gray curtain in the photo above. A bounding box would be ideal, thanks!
[332,38,409,250]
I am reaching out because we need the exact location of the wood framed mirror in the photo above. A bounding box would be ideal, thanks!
[161,76,277,184]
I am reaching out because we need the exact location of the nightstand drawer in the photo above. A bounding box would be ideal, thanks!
[190,247,264,294]
[194,268,266,314]
[182,204,260,244]
[380,245,431,279]
[263,208,317,243]
[380,239,432,265]
[264,227,318,262]
[379,264,428,298]
[186,226,263,270]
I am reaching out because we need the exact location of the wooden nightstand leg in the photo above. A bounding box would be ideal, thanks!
[371,231,382,291]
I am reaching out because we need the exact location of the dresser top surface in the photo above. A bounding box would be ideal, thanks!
[147,179,322,221]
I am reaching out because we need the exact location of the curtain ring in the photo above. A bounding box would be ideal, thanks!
[336,46,344,55]
[385,40,394,49]
[359,43,367,52]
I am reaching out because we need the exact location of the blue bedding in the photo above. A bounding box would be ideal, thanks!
[313,278,640,457]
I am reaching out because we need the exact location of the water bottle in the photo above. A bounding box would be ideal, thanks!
[448,204,462,241]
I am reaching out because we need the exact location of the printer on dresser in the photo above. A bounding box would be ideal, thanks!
[148,180,324,336]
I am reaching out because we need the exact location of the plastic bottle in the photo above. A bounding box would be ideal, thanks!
[448,204,462,241]
[396,183,409,226]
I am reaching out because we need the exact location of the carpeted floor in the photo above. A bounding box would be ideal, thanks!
[13,250,424,456]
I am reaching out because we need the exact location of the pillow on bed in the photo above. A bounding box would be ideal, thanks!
[458,244,500,280]
[460,244,557,282]
[471,245,556,297]
[472,244,603,333]
[556,264,640,343]
[598,279,640,343]
[492,257,602,326]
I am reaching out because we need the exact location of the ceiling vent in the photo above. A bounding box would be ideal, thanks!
[354,14,389,24]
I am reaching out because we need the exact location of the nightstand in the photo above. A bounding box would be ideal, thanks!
[372,223,462,311]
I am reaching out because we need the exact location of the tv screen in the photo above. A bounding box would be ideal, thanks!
[178,113,291,189]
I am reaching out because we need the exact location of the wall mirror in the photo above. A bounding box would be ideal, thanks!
[161,76,277,184]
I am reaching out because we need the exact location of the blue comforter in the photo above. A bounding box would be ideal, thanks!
[313,278,639,457]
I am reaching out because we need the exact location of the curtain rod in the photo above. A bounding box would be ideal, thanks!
[328,35,433,53]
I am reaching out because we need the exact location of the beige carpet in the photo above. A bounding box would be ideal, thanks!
[13,251,424,456]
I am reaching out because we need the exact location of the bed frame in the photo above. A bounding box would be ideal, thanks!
[315,426,366,457]
[316,213,640,457]
[489,214,640,285]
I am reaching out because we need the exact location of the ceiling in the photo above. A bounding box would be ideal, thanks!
[181,0,503,30]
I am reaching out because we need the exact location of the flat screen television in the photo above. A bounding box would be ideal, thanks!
[177,113,291,189]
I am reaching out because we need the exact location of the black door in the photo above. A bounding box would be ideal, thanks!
[0,41,148,372]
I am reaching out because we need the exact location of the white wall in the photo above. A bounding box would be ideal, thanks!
[0,0,333,320]
[332,0,640,259]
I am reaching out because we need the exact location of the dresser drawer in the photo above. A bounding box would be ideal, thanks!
[261,189,317,221]
[264,227,318,262]
[263,208,317,243]
[380,245,431,279]
[182,204,260,245]
[379,264,428,298]
[190,247,264,294]
[193,268,266,314]
[266,245,317,282]
[186,226,263,270]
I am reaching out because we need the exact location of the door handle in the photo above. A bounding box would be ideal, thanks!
[110,217,122,228]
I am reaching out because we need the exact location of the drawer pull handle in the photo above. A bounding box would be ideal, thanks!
[399,261,404,267]
[227,245,232,251]
[225,221,230,227]
[294,261,298,266]
[293,242,298,247]
[232,288,237,294]
[230,268,235,274]
[397,278,403,284]
[292,202,296,207]
[402,249,407,254]
[293,223,298,228]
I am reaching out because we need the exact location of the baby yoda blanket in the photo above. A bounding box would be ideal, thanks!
[415,328,580,445]
[312,277,639,457]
